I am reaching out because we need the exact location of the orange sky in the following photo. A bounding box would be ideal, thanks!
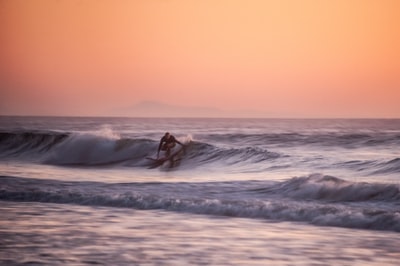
[1,0,399,117]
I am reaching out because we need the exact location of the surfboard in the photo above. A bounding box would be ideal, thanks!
[146,145,185,168]
[146,156,169,165]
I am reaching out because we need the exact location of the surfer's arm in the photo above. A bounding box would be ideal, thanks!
[175,138,184,146]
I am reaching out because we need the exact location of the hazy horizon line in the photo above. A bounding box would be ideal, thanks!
[1,114,399,120]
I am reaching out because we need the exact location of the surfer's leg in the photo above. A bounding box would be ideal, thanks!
[165,143,175,157]
[161,144,169,157]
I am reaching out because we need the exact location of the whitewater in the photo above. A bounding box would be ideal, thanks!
[1,116,400,265]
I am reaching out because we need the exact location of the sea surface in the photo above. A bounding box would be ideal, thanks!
[1,116,399,265]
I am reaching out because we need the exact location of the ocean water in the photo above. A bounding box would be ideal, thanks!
[1,116,399,265]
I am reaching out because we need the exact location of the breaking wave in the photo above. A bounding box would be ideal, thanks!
[1,174,399,232]
[252,174,400,202]
[1,129,399,174]
[0,130,280,167]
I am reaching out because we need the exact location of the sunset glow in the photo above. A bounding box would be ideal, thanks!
[1,0,399,117]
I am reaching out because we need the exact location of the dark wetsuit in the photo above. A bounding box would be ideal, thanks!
[157,134,183,158]
[158,135,177,151]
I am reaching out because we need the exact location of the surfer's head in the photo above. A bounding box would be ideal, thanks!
[165,132,170,138]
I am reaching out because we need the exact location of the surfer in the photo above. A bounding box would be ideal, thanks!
[157,132,184,158]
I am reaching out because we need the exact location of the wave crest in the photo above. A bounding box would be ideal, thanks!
[1,175,399,232]
[260,174,400,202]
[0,130,281,167]
[0,131,68,159]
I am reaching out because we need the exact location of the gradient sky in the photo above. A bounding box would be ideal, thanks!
[1,0,399,117]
